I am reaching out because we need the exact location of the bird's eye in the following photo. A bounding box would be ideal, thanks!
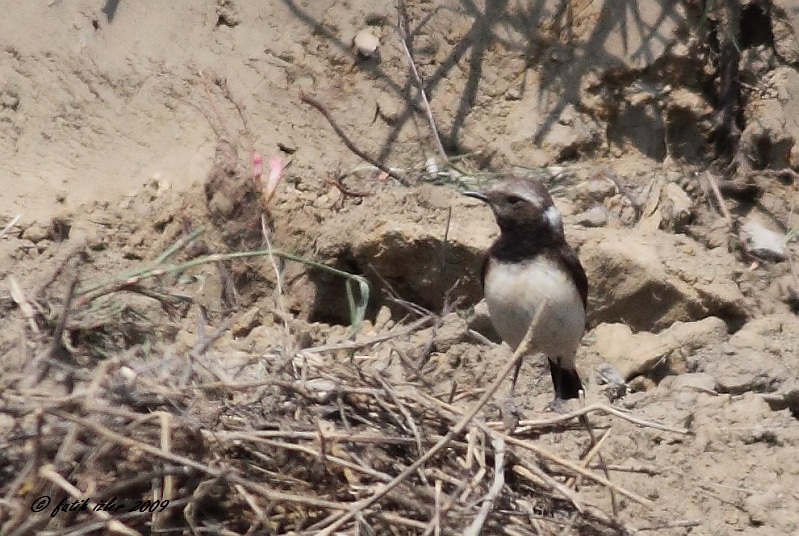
[506,195,524,205]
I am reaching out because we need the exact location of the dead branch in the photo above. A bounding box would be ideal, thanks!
[299,92,408,184]
[396,0,448,163]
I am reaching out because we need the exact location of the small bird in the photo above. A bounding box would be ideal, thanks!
[464,178,588,408]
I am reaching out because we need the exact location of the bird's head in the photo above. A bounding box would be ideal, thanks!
[463,178,564,240]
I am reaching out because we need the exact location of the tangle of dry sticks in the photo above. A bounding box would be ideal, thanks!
[2,258,689,536]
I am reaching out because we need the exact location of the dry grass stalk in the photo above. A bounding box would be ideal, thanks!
[704,171,733,224]
[0,213,22,239]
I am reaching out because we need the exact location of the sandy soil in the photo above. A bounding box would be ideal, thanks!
[2,1,799,535]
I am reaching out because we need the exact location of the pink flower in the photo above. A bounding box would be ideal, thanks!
[264,155,284,204]
[252,151,284,206]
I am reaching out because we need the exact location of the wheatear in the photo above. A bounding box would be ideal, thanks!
[465,178,588,408]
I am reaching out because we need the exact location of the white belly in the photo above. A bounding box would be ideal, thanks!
[484,256,585,367]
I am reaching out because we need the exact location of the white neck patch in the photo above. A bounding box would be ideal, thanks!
[544,205,562,230]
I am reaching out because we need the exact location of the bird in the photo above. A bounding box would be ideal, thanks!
[464,178,588,409]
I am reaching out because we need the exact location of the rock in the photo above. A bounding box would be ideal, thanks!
[740,67,799,170]
[667,87,712,114]
[578,227,748,330]
[575,206,608,227]
[728,327,768,351]
[745,427,781,446]
[374,306,393,331]
[739,219,787,262]
[740,45,777,82]
[621,391,649,409]
[353,29,380,59]
[744,490,781,527]
[732,313,795,337]
[771,0,799,64]
[572,178,617,210]
[605,193,639,226]
[231,306,264,338]
[432,312,469,353]
[664,89,711,160]
[504,87,522,101]
[713,353,783,394]
[595,363,627,401]
[215,0,240,27]
[313,184,495,322]
[707,317,790,395]
[596,363,626,385]
[762,386,799,417]
[726,393,773,423]
[638,179,693,233]
[671,372,717,393]
[591,317,727,381]
[376,93,402,124]
[672,389,698,410]
[628,376,656,392]
[22,223,48,243]
[660,182,693,232]
[14,239,38,259]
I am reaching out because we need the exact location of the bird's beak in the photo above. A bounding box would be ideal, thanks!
[462,190,489,203]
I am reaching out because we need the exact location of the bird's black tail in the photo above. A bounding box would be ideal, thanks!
[548,359,583,400]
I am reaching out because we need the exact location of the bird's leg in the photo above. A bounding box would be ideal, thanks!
[510,356,523,395]
[548,357,568,413]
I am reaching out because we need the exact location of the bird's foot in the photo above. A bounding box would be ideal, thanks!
[547,397,570,414]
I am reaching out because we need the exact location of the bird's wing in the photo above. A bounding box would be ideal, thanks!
[558,244,588,310]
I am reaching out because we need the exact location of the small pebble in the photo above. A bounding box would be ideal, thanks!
[353,29,380,59]
[740,220,786,261]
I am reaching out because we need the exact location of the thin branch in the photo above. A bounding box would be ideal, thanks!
[464,435,505,536]
[396,0,448,163]
[39,464,141,536]
[705,171,733,224]
[0,213,22,239]
[303,315,433,354]
[299,92,408,184]
[34,275,79,385]
[509,403,688,435]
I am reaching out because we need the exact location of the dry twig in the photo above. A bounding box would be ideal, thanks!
[396,0,448,163]
[463,435,505,536]
[705,171,733,224]
[299,92,408,184]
